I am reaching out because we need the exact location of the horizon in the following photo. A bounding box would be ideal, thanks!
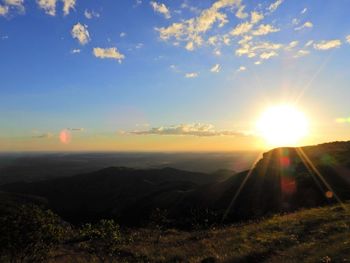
[1,0,350,152]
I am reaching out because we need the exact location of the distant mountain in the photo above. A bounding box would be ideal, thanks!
[1,141,349,226]
[0,152,255,184]
[0,167,233,224]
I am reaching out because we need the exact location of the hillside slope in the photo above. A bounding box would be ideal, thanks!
[51,203,350,263]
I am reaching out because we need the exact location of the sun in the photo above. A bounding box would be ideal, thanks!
[256,104,309,147]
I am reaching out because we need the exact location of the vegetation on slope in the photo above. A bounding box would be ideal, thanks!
[46,203,350,262]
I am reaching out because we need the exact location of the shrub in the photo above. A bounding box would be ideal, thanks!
[79,219,122,263]
[0,205,65,263]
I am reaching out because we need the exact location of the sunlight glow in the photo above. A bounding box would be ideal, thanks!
[256,105,309,147]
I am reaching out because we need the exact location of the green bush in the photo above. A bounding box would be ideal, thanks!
[0,205,65,263]
[79,219,122,263]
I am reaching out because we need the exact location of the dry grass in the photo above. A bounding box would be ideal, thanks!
[51,203,350,263]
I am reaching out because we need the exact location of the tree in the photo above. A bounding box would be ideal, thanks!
[0,205,65,263]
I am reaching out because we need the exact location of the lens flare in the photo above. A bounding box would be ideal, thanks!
[59,129,72,144]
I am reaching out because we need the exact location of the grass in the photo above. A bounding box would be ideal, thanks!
[51,203,350,263]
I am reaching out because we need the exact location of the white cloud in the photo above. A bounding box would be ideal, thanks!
[252,24,280,36]
[295,21,313,31]
[223,34,231,45]
[84,9,100,19]
[120,32,126,38]
[313,40,341,50]
[150,1,171,19]
[71,23,90,45]
[294,49,310,58]
[305,40,313,47]
[230,22,253,36]
[135,43,144,49]
[235,40,283,59]
[37,0,57,16]
[62,0,75,15]
[292,18,299,25]
[260,51,278,59]
[156,0,242,50]
[0,5,9,16]
[208,35,218,46]
[93,47,125,63]
[4,0,24,12]
[134,0,142,7]
[235,5,248,19]
[130,123,246,137]
[185,41,194,51]
[301,8,307,14]
[237,66,246,72]
[210,64,221,73]
[213,49,221,56]
[268,0,283,13]
[71,48,81,54]
[185,72,198,78]
[285,40,298,50]
[251,11,264,24]
[346,35,350,44]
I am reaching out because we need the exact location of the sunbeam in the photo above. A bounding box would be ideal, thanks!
[222,153,263,222]
[296,147,347,211]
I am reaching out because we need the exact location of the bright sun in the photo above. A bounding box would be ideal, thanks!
[256,104,309,147]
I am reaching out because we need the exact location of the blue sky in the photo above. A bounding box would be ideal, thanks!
[1,0,350,151]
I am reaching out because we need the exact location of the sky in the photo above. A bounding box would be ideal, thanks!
[0,0,350,152]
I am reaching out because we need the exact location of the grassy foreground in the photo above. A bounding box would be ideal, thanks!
[52,202,350,263]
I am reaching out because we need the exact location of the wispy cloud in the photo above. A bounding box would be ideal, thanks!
[268,0,283,13]
[260,51,278,59]
[294,49,310,58]
[130,123,248,137]
[70,48,81,54]
[295,21,313,31]
[252,24,280,36]
[150,1,171,19]
[93,47,125,63]
[71,23,90,45]
[210,64,221,73]
[231,22,253,36]
[237,66,246,72]
[346,35,350,44]
[235,5,248,19]
[32,132,54,139]
[84,9,100,19]
[185,72,198,78]
[67,128,84,132]
[285,40,298,51]
[313,39,341,50]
